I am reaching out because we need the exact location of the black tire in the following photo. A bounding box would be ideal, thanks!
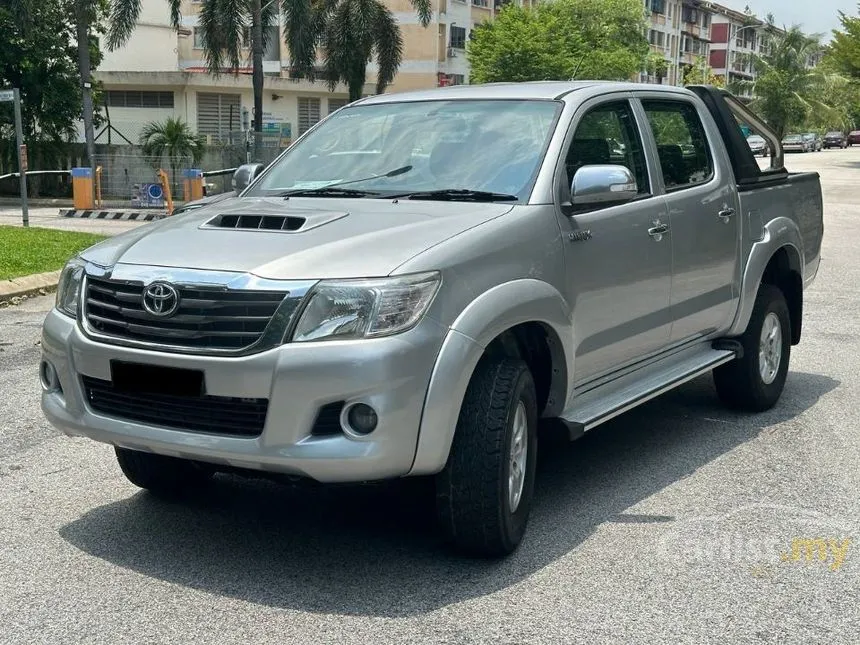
[713,284,791,412]
[436,357,538,557]
[115,447,213,498]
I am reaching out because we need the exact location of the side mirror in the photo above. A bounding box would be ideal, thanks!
[570,165,638,207]
[232,163,265,192]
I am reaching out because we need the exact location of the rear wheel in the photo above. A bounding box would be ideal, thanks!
[115,447,213,498]
[436,357,538,557]
[714,284,791,412]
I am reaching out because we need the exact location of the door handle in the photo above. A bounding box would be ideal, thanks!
[648,222,669,241]
[718,207,735,223]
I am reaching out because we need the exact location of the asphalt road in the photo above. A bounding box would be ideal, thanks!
[1,149,858,644]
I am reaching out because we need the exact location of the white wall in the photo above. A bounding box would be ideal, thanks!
[99,25,180,72]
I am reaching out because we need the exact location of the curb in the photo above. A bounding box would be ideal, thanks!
[59,209,167,221]
[0,270,62,305]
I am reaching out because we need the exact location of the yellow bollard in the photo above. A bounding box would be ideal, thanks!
[95,166,103,207]
[182,169,204,202]
[157,169,174,215]
[71,167,95,210]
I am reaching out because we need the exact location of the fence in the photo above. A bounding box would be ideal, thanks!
[92,153,194,209]
[0,124,292,203]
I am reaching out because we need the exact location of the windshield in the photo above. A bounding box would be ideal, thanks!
[247,99,562,201]
[826,132,842,137]
[747,136,764,143]
[783,135,801,142]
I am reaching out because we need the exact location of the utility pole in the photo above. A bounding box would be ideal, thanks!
[1,88,29,227]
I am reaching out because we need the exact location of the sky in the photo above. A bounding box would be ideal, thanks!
[717,0,855,40]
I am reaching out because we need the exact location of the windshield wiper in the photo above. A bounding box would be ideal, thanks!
[279,165,413,198]
[393,189,519,202]
[278,187,381,198]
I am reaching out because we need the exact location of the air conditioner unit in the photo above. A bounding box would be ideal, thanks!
[447,47,456,58]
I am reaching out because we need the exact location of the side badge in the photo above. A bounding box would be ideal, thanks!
[568,230,593,242]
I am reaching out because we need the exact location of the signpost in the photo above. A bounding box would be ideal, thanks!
[1,88,28,227]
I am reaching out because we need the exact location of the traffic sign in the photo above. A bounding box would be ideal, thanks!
[0,89,14,102]
[19,145,28,171]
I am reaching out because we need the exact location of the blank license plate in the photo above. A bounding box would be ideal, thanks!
[110,361,205,397]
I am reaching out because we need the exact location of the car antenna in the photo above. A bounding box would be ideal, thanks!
[571,55,587,80]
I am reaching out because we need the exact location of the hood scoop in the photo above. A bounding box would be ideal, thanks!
[201,208,349,233]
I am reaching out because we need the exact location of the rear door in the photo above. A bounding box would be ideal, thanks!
[638,96,741,345]
[555,95,673,385]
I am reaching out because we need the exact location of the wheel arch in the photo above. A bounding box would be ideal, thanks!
[409,279,573,476]
[729,218,804,345]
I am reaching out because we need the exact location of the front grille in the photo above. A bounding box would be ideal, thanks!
[82,376,268,437]
[84,276,288,351]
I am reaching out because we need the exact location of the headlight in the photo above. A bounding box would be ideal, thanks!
[55,257,86,318]
[291,272,441,342]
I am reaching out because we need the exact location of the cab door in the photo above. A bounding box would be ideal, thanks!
[638,97,741,345]
[555,96,673,386]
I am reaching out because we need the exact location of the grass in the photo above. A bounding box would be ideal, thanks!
[0,226,106,281]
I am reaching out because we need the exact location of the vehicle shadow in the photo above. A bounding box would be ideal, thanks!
[59,371,838,618]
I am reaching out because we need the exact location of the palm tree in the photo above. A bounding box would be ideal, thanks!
[195,0,283,159]
[73,0,182,166]
[139,117,206,196]
[743,26,831,138]
[314,0,432,102]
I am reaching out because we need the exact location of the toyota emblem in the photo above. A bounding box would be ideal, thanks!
[142,282,180,317]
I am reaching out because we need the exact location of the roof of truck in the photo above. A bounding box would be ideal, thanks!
[357,81,694,104]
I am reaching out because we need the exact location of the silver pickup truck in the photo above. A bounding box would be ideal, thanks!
[41,82,823,557]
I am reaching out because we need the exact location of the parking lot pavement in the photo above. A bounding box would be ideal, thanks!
[1,149,858,644]
[0,206,149,236]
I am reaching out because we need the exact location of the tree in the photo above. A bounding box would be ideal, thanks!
[826,5,860,79]
[191,0,279,159]
[313,0,431,101]
[682,56,724,87]
[0,0,99,142]
[645,52,669,84]
[743,27,828,138]
[467,0,649,84]
[139,117,206,196]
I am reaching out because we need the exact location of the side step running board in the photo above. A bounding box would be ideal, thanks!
[558,345,738,438]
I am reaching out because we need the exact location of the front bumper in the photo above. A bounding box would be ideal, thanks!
[40,308,448,483]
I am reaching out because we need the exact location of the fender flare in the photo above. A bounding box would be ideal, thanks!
[409,279,573,476]
[728,216,804,338]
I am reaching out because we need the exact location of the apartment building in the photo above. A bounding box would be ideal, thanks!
[706,3,772,95]
[90,0,357,147]
[641,0,713,86]
[385,0,537,92]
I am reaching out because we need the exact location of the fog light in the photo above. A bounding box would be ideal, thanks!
[346,403,378,435]
[40,360,60,392]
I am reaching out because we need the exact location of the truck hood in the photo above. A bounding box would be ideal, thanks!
[81,196,515,279]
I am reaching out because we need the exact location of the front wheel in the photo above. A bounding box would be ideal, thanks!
[713,284,791,412]
[436,357,538,557]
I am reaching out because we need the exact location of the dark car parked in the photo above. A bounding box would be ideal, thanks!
[848,130,860,146]
[824,131,848,149]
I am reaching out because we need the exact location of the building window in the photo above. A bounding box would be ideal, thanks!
[450,26,467,49]
[667,2,673,18]
[650,0,665,13]
[328,98,349,114]
[702,12,711,28]
[193,28,204,49]
[298,97,321,135]
[472,0,488,6]
[104,90,175,109]
[196,93,241,138]
[449,74,466,85]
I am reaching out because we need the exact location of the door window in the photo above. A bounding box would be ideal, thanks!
[564,101,650,198]
[642,100,713,190]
